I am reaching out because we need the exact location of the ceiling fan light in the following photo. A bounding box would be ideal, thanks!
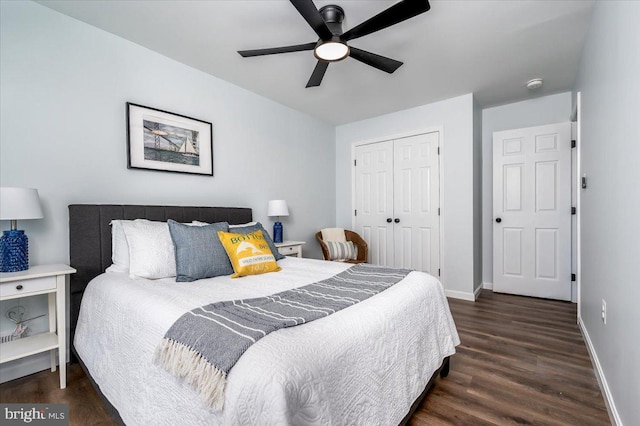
[526,78,543,90]
[314,41,349,62]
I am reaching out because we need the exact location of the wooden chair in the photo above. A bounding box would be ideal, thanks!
[315,230,368,264]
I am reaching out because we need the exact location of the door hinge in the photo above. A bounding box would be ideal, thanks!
[437,147,440,155]
[438,268,441,276]
[354,209,357,217]
[354,159,356,166]
[438,208,441,216]
[571,206,576,215]
[571,273,576,282]
[571,140,576,148]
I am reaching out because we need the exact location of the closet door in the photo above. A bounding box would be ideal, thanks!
[354,141,394,266]
[393,132,440,274]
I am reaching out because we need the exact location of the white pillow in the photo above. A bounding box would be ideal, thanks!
[120,220,176,279]
[105,264,129,274]
[110,220,131,270]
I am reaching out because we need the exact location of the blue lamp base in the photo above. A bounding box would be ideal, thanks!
[273,221,283,243]
[0,230,29,272]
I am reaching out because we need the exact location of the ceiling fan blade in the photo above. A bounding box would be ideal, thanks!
[349,47,403,73]
[238,42,316,57]
[341,0,430,42]
[306,61,329,88]
[290,0,334,41]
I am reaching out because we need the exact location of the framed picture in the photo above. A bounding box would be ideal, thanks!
[126,102,213,176]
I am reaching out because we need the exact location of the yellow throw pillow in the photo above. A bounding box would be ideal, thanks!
[218,230,281,278]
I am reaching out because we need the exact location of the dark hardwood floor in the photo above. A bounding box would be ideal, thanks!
[0,290,610,425]
[0,360,114,425]
[413,291,610,425]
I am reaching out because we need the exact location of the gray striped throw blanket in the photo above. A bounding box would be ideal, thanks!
[154,264,411,410]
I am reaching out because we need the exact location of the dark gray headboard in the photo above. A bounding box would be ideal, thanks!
[68,204,252,361]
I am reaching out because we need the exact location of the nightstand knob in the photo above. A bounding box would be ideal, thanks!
[16,284,23,290]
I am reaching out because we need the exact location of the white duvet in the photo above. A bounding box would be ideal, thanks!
[74,257,459,425]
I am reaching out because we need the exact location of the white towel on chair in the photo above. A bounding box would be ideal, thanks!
[321,228,347,242]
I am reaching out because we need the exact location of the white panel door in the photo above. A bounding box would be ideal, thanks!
[393,133,440,275]
[354,141,394,266]
[493,123,571,300]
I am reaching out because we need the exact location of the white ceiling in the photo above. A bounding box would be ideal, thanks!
[37,0,594,125]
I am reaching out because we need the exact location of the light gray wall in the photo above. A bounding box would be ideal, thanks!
[335,94,478,299]
[0,1,334,381]
[481,92,572,286]
[574,1,640,424]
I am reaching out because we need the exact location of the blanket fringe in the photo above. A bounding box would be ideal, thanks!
[154,338,226,410]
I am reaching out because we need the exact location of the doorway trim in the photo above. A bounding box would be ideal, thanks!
[572,92,582,316]
[350,125,445,284]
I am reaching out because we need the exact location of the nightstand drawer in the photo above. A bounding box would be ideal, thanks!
[278,245,299,256]
[0,276,56,298]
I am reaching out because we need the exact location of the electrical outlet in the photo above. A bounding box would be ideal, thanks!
[601,299,607,324]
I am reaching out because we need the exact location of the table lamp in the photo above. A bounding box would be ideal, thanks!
[0,187,44,272]
[267,200,289,243]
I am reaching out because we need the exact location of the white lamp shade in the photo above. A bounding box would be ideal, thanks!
[267,200,289,217]
[0,187,44,220]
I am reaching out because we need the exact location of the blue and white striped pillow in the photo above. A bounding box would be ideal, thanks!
[326,241,358,261]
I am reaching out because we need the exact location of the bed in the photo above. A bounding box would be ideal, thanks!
[69,204,459,425]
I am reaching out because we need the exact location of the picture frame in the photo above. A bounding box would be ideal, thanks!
[126,102,213,176]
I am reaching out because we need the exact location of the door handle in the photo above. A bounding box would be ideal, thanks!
[495,218,502,223]
[394,218,400,223]
[386,218,392,223]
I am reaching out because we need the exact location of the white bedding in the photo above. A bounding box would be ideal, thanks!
[74,257,459,425]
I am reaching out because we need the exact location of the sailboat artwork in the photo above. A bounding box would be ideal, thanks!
[179,136,199,157]
[127,103,212,176]
[142,119,200,167]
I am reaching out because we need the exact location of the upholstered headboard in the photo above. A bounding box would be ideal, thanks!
[68,204,252,361]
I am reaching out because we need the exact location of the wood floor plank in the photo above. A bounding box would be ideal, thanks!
[0,361,116,425]
[414,291,610,425]
[0,290,610,425]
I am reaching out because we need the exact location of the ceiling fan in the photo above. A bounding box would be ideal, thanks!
[238,0,431,88]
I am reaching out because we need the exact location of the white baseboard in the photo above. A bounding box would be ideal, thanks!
[445,289,476,301]
[473,285,483,300]
[578,317,622,426]
[482,281,493,290]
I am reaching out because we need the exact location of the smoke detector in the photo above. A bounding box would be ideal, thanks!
[527,78,543,90]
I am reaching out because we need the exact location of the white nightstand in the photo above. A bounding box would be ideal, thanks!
[0,264,76,389]
[275,241,305,258]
